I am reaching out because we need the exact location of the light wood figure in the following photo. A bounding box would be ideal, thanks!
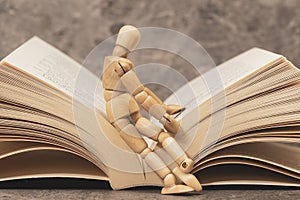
[102,25,202,194]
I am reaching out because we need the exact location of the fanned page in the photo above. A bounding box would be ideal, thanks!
[194,142,300,186]
[0,141,108,182]
[0,37,113,181]
[165,48,282,118]
[164,49,283,152]
[164,49,300,187]
[2,36,105,111]
[1,37,160,188]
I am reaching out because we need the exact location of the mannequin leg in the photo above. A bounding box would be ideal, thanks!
[114,120,195,194]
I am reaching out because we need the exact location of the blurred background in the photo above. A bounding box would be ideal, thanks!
[1,0,300,99]
[1,0,299,65]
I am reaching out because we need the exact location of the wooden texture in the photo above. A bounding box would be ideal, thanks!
[114,58,134,76]
[147,103,165,120]
[134,91,148,104]
[120,70,144,95]
[161,137,194,173]
[161,174,194,194]
[142,150,197,194]
[102,25,201,194]
[144,88,163,104]
[164,104,186,115]
[102,56,125,91]
[113,25,141,57]
[136,117,162,140]
[106,94,139,122]
[119,124,148,153]
[144,152,170,178]
[112,118,130,131]
[173,167,202,191]
[103,89,123,101]
[159,114,180,134]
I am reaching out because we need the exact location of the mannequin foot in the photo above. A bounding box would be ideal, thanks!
[161,185,194,195]
[161,174,194,195]
[173,167,202,192]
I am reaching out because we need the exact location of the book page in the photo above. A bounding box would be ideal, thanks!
[1,37,105,112]
[163,48,285,162]
[196,142,300,174]
[165,48,283,119]
[0,148,108,181]
[1,37,153,184]
[196,162,300,187]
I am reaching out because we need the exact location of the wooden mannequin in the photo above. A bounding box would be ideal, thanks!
[102,25,202,194]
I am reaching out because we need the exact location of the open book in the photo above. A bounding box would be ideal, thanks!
[0,37,300,189]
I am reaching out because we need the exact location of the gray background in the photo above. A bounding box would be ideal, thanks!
[0,0,300,199]
[1,0,300,68]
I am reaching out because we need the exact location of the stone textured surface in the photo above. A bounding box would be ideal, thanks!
[1,189,300,200]
[0,0,300,199]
